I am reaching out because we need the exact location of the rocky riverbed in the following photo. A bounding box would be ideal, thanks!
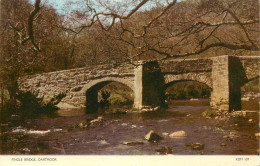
[0,99,259,155]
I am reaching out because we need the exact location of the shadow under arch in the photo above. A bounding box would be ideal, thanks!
[80,77,134,113]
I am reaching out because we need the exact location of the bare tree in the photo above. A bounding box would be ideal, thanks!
[0,0,66,106]
[61,0,258,65]
[110,0,259,60]
[6,0,43,51]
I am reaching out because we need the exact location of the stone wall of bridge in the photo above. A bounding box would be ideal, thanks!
[158,59,213,88]
[18,56,260,112]
[18,63,138,108]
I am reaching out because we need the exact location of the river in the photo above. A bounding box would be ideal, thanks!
[0,99,259,155]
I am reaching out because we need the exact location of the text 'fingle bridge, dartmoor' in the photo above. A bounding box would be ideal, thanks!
[18,55,260,112]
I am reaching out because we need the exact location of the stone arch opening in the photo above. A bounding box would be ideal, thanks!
[83,78,134,113]
[164,73,212,90]
[163,80,212,105]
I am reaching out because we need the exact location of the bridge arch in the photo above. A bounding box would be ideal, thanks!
[164,73,212,89]
[163,79,212,101]
[79,77,134,113]
[81,77,134,92]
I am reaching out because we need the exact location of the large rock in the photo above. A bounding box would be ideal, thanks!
[145,130,163,142]
[169,131,187,138]
[162,132,169,137]
[21,148,31,154]
[186,143,204,150]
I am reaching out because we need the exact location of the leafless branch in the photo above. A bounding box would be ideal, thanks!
[28,0,41,51]
[7,0,42,51]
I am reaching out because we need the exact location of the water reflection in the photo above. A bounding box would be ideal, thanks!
[55,108,87,117]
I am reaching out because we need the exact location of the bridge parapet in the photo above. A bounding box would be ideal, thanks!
[158,58,213,74]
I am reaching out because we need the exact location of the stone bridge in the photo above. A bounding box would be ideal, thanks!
[18,55,260,112]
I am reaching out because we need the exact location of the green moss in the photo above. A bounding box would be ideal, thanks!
[201,109,217,118]
[108,91,133,106]
[0,88,10,105]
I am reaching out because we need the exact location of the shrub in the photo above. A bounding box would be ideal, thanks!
[16,91,43,112]
[15,91,64,117]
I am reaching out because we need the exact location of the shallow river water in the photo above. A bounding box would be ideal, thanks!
[0,99,259,155]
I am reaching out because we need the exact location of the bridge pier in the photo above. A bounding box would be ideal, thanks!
[211,55,247,111]
[133,65,143,109]
[134,61,165,109]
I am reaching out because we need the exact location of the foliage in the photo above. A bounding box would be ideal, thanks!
[108,90,133,106]
[0,88,9,106]
[15,91,64,117]
[16,91,43,112]
[0,90,65,123]
[165,81,211,100]
[98,82,134,107]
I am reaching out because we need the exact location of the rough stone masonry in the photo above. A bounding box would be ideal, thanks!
[18,55,260,112]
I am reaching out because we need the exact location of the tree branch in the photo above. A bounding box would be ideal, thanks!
[28,0,41,51]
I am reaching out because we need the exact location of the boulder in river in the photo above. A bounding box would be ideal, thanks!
[156,146,172,155]
[162,132,169,137]
[21,148,31,153]
[241,97,250,101]
[90,117,103,124]
[141,106,160,112]
[169,131,187,138]
[186,143,204,150]
[123,141,144,146]
[145,130,163,142]
[78,122,88,128]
